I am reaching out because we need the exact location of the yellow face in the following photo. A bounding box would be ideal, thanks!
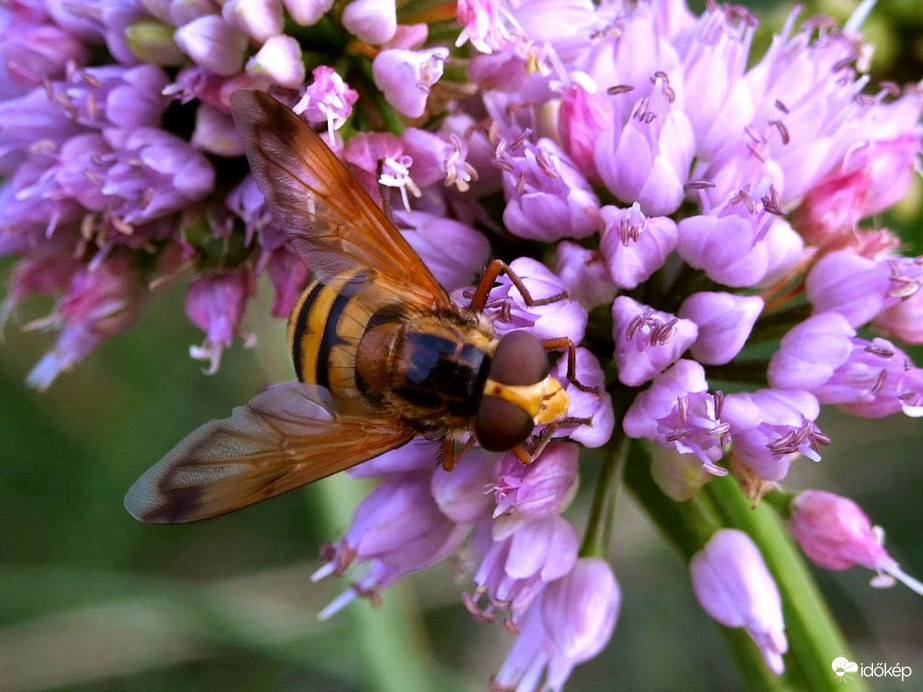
[482,376,570,425]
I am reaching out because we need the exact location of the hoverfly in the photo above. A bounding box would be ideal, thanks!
[125,90,583,524]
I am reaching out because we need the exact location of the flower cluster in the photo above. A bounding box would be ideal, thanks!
[3,0,923,687]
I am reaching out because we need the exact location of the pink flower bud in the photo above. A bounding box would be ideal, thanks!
[342,0,396,44]
[283,0,334,26]
[558,73,614,181]
[265,248,310,318]
[191,102,244,156]
[691,529,788,674]
[791,490,923,595]
[679,292,764,365]
[174,15,248,77]
[185,269,254,374]
[394,210,490,292]
[26,255,146,390]
[222,0,284,42]
[554,241,616,310]
[245,34,306,88]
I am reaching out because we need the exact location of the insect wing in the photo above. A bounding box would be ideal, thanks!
[230,89,450,311]
[125,382,413,523]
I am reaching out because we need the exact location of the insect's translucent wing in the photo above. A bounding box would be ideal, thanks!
[124,383,414,524]
[230,89,450,311]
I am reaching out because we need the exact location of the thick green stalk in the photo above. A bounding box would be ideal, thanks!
[579,432,628,558]
[705,476,866,692]
[624,441,863,691]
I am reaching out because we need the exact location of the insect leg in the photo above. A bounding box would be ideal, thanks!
[376,159,395,225]
[541,337,598,393]
[441,437,456,471]
[469,259,568,312]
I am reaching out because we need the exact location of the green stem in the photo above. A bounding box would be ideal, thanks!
[579,432,628,558]
[748,302,813,345]
[624,442,863,691]
[705,476,866,692]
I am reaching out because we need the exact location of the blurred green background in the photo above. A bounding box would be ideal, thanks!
[3,1,923,690]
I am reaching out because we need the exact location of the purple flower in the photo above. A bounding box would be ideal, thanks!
[875,280,923,345]
[498,137,602,242]
[455,0,511,54]
[557,73,614,181]
[612,296,698,387]
[191,102,244,156]
[222,0,284,42]
[690,529,787,675]
[372,47,447,118]
[549,347,614,448]
[264,248,310,318]
[796,134,923,247]
[185,269,254,374]
[677,208,802,288]
[174,15,248,77]
[467,514,578,626]
[804,249,891,328]
[293,66,359,138]
[554,241,616,310]
[394,210,490,292]
[1,16,90,90]
[478,257,588,343]
[401,128,478,193]
[283,0,334,26]
[317,470,470,575]
[790,490,923,595]
[722,389,827,482]
[594,73,695,216]
[623,360,729,475]
[600,204,677,290]
[26,254,146,390]
[344,131,421,208]
[492,442,578,521]
[342,0,397,45]
[245,35,306,89]
[679,5,755,159]
[768,312,923,419]
[493,558,620,691]
[679,292,763,366]
[431,448,496,523]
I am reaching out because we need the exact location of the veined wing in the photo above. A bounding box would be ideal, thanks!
[230,89,450,312]
[125,383,414,524]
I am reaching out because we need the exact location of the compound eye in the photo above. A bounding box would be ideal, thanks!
[474,331,549,452]
[475,397,534,451]
[489,330,549,385]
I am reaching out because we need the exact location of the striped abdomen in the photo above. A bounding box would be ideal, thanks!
[287,268,405,415]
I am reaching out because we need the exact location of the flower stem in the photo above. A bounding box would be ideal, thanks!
[579,431,628,558]
[624,442,864,691]
[705,476,866,692]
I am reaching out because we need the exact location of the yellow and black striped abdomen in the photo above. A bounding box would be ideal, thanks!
[287,269,403,414]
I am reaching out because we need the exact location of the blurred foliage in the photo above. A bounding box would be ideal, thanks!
[3,1,923,691]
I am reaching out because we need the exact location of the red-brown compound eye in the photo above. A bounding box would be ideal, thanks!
[474,330,550,452]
